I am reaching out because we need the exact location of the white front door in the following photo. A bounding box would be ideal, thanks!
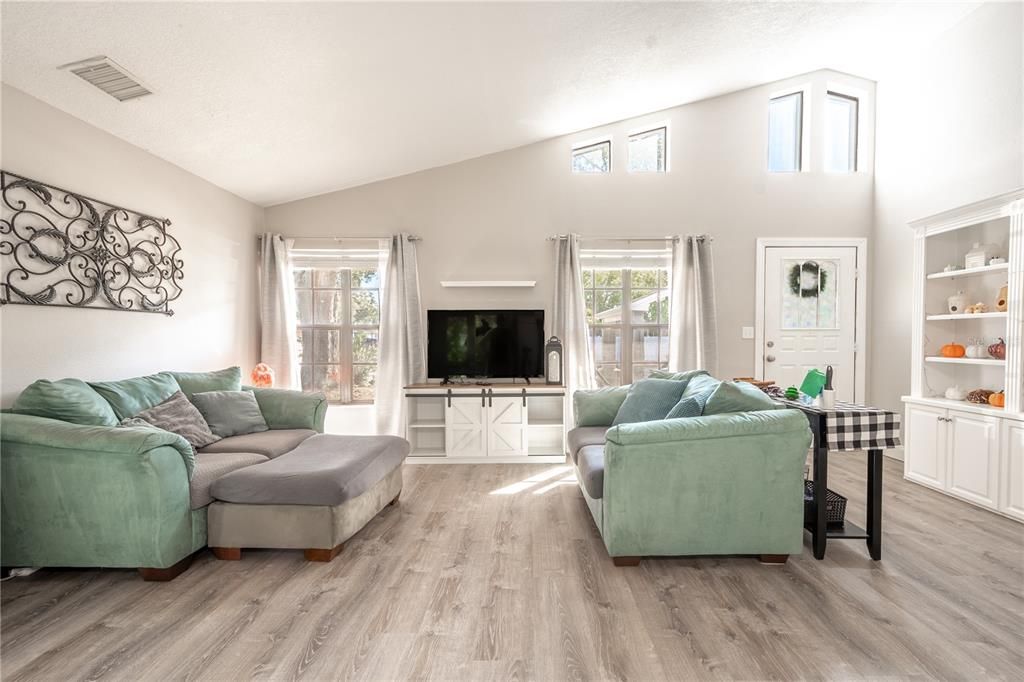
[762,245,860,401]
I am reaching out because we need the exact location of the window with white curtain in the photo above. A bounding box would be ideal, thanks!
[580,242,672,386]
[290,239,385,403]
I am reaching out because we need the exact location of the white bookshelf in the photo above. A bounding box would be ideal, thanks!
[904,188,1024,522]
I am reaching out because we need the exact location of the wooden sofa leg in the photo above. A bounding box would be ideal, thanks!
[138,553,194,581]
[305,543,344,562]
[612,556,642,567]
[759,554,789,564]
[210,547,242,561]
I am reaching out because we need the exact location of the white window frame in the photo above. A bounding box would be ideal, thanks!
[825,82,867,173]
[571,138,612,174]
[767,85,811,173]
[291,243,384,405]
[582,263,672,387]
[627,125,669,173]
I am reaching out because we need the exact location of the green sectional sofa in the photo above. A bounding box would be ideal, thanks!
[1,368,327,580]
[569,376,812,565]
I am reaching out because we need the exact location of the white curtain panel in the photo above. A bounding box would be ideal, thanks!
[258,233,300,389]
[669,235,719,375]
[376,234,427,436]
[553,234,596,397]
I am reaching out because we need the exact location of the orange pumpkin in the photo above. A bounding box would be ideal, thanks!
[940,343,966,358]
[989,391,1005,408]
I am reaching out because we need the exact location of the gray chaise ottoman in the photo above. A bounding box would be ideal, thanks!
[207,434,409,561]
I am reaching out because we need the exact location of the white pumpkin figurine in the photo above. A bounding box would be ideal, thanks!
[965,341,988,359]
[945,386,966,401]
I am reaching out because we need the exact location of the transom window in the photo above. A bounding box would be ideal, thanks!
[293,264,381,403]
[768,91,803,172]
[628,127,667,173]
[572,140,611,173]
[824,91,858,172]
[583,267,671,386]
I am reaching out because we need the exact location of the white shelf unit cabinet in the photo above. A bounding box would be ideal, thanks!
[404,384,567,463]
[904,188,1024,522]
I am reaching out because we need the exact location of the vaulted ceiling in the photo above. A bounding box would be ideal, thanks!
[1,2,978,206]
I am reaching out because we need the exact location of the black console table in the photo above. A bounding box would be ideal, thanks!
[775,399,901,560]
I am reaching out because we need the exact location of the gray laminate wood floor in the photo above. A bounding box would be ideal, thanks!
[2,455,1022,681]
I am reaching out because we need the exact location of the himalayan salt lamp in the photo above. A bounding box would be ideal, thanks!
[250,363,275,388]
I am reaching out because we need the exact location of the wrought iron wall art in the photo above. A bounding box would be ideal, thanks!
[0,171,182,315]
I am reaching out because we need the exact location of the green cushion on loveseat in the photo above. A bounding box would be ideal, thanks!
[702,380,777,415]
[89,372,181,420]
[11,378,119,426]
[170,367,242,399]
[573,386,630,427]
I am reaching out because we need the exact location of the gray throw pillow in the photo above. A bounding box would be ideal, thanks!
[191,390,269,438]
[131,391,220,449]
[612,378,688,425]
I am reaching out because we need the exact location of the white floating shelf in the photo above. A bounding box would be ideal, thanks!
[926,312,1008,321]
[926,263,1009,280]
[440,280,536,288]
[924,356,1006,366]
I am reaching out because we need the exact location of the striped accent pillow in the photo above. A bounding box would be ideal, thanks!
[130,390,221,449]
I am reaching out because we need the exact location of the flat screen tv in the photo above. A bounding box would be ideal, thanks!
[427,310,544,380]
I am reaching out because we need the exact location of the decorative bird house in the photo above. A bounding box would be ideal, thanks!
[544,337,563,385]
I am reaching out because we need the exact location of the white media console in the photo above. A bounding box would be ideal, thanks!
[404,383,567,463]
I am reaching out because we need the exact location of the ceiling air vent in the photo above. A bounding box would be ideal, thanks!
[58,56,152,101]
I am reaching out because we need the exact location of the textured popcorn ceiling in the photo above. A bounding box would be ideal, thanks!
[1,1,978,206]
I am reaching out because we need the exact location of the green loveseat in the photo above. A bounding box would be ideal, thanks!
[1,369,327,580]
[569,377,811,565]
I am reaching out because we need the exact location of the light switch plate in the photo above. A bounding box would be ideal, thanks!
[741,326,755,339]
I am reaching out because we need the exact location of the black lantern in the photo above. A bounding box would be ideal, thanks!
[545,336,563,385]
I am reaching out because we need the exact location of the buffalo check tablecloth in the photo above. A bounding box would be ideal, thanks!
[774,399,902,451]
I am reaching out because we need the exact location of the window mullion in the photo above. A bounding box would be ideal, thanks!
[341,280,353,403]
[622,268,631,384]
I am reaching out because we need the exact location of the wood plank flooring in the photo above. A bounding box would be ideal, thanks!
[2,454,1022,681]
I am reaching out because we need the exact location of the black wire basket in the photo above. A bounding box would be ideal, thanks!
[803,480,848,527]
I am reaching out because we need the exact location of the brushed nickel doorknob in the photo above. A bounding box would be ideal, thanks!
[766,355,776,363]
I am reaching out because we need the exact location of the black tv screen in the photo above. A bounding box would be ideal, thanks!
[427,310,544,379]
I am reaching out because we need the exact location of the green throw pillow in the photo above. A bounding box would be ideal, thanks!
[12,378,119,426]
[170,367,243,399]
[702,381,777,415]
[89,372,181,420]
[573,386,630,427]
[681,373,721,399]
[612,379,688,425]
[191,390,269,438]
[648,369,710,383]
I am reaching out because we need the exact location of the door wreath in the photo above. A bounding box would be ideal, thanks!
[789,261,827,297]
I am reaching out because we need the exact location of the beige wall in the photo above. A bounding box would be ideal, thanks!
[267,69,876,387]
[0,85,263,403]
[871,2,1024,422]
